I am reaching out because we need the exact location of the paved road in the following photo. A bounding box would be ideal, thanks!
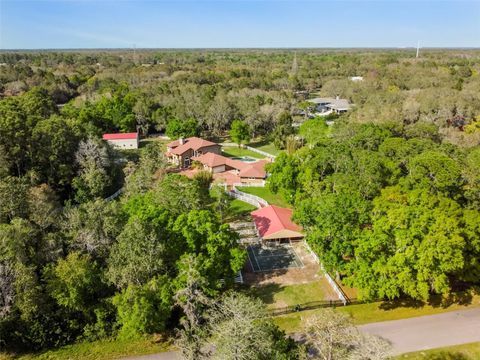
[359,307,480,355]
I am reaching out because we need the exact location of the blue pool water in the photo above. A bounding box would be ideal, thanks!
[230,156,257,163]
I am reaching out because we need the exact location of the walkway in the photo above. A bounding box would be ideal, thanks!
[359,307,480,355]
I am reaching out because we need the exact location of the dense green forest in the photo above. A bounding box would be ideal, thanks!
[0,49,479,357]
[269,120,480,300]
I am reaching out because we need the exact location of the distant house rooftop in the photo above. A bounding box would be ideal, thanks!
[307,97,351,112]
[349,76,364,82]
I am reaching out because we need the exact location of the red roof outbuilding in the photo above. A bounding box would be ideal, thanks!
[102,132,138,140]
[251,205,303,240]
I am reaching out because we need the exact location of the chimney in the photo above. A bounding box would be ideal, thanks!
[179,138,185,145]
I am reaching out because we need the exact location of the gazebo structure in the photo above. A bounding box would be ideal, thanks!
[251,205,304,244]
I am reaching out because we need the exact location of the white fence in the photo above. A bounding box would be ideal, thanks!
[244,145,276,160]
[304,242,348,306]
[232,181,266,188]
[221,143,276,160]
[228,188,268,208]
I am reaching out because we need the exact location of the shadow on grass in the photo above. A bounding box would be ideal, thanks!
[428,291,474,308]
[379,298,426,311]
[379,287,479,311]
[238,283,283,306]
[417,352,470,360]
[248,139,272,148]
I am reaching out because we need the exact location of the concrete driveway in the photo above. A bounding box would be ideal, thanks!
[359,307,480,355]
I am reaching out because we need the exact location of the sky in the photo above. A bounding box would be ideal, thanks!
[1,0,479,49]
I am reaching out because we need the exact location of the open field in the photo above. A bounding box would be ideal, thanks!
[236,186,290,208]
[0,337,173,360]
[273,292,480,333]
[397,342,480,360]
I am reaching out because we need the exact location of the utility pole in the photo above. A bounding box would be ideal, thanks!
[133,43,138,65]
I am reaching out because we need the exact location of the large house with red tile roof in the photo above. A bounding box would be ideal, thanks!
[251,205,304,242]
[166,137,221,168]
[192,152,267,183]
[166,136,269,186]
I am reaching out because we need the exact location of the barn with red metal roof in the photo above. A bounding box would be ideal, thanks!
[251,205,304,241]
[102,132,139,149]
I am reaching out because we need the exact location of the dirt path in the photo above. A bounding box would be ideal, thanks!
[119,351,178,360]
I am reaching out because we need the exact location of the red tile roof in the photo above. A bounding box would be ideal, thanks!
[224,158,247,170]
[103,132,138,140]
[167,137,219,155]
[213,171,242,186]
[238,160,267,179]
[192,152,229,168]
[191,153,266,179]
[251,205,303,240]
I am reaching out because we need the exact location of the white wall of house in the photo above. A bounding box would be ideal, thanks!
[106,138,139,149]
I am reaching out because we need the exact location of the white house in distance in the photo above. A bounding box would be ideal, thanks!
[349,76,364,82]
[102,132,139,149]
[307,96,352,115]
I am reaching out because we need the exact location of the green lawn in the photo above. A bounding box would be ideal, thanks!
[246,281,328,310]
[221,146,266,159]
[226,199,257,221]
[0,336,173,360]
[139,137,171,150]
[273,292,480,333]
[247,139,281,156]
[236,186,290,208]
[397,342,480,360]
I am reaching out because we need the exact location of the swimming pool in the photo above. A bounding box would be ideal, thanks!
[230,156,257,163]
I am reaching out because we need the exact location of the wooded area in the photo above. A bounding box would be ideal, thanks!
[0,49,479,358]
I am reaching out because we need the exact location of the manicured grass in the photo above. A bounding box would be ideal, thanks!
[236,186,290,208]
[221,146,265,159]
[209,189,257,222]
[0,336,173,360]
[247,140,281,156]
[397,342,480,359]
[226,199,257,221]
[273,292,480,334]
[139,137,171,150]
[247,281,328,310]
